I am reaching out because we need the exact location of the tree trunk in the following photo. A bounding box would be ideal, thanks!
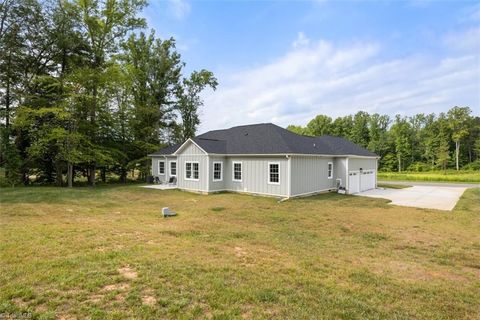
[67,163,73,188]
[101,168,106,183]
[55,162,63,187]
[89,166,96,187]
[120,168,127,184]
[398,157,402,173]
[455,141,460,171]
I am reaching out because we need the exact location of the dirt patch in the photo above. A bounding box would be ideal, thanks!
[12,297,28,308]
[373,260,468,282]
[102,283,130,291]
[118,266,138,279]
[141,288,157,306]
[57,315,76,320]
[142,295,156,306]
[234,246,246,257]
[88,294,104,303]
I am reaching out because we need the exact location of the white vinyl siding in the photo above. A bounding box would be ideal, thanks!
[185,161,199,181]
[225,157,288,197]
[158,160,165,175]
[290,156,336,196]
[176,142,208,191]
[213,162,223,181]
[327,162,333,179]
[268,162,280,184]
[233,162,242,182]
[170,161,177,176]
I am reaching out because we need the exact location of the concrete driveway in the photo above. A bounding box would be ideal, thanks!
[356,186,468,211]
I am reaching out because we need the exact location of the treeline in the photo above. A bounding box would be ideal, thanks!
[0,0,217,187]
[287,107,480,172]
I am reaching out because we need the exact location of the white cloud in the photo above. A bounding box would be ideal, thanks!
[168,0,191,20]
[199,32,479,133]
[292,32,310,48]
[444,27,480,52]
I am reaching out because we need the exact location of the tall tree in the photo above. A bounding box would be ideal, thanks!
[390,115,412,172]
[68,0,146,186]
[286,125,306,135]
[305,115,332,136]
[351,111,370,148]
[447,106,472,170]
[176,70,217,141]
[367,113,390,158]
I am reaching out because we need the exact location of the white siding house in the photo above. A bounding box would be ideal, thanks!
[149,123,379,197]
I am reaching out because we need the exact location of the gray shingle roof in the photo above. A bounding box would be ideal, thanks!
[150,123,378,157]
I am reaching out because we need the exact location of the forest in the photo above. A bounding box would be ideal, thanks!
[1,1,478,188]
[0,0,217,187]
[287,107,479,173]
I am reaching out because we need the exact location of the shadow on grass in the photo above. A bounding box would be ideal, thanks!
[0,184,141,204]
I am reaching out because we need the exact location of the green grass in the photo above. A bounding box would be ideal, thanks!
[378,170,480,183]
[377,183,412,189]
[1,185,479,319]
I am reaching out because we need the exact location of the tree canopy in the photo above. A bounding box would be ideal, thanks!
[287,107,479,172]
[0,0,217,186]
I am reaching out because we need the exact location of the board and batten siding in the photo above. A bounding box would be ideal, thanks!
[209,156,227,192]
[151,156,177,183]
[334,157,347,188]
[348,158,376,171]
[176,142,209,192]
[223,157,288,197]
[290,156,336,196]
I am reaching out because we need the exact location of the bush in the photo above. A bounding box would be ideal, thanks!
[406,162,433,172]
[462,160,480,171]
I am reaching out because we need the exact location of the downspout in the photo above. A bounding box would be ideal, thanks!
[164,155,168,182]
[287,154,292,199]
[346,157,349,194]
[206,155,210,193]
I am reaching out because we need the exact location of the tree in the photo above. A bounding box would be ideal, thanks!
[351,111,370,148]
[176,70,218,141]
[68,0,146,186]
[331,115,354,139]
[286,125,306,135]
[447,106,472,171]
[306,115,332,136]
[367,113,390,157]
[122,32,183,146]
[422,114,438,167]
[437,135,450,174]
[390,115,412,172]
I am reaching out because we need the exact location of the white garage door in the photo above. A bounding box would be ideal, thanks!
[348,170,376,194]
[348,171,360,194]
[360,170,376,192]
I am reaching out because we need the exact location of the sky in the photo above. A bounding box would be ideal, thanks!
[142,0,480,133]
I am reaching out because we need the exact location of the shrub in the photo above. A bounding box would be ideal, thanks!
[462,160,480,171]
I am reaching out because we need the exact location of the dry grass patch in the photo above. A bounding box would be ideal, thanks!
[1,185,479,319]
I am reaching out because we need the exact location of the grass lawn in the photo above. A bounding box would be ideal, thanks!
[377,183,412,189]
[1,186,479,319]
[378,170,480,183]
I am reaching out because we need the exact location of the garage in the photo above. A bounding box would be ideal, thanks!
[348,170,376,194]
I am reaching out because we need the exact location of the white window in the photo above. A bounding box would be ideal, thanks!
[170,161,177,176]
[268,162,280,184]
[158,160,165,175]
[213,162,223,181]
[232,162,242,182]
[185,161,199,180]
[328,162,333,179]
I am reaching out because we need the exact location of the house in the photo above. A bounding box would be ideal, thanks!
[148,123,379,197]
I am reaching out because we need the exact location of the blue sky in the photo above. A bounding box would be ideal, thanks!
[143,0,480,132]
